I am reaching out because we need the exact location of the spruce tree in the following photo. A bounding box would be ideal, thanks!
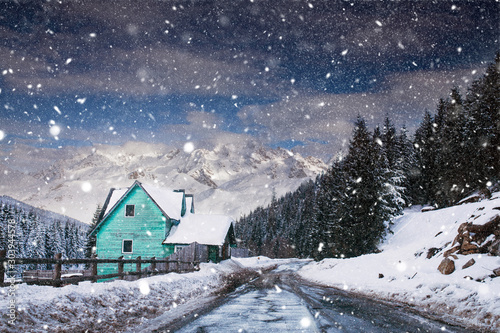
[342,116,388,256]
[85,204,102,259]
[465,53,500,188]
[413,110,439,205]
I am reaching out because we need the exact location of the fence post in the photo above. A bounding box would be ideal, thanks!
[118,256,124,280]
[136,256,141,279]
[53,253,62,287]
[91,255,98,282]
[0,250,6,285]
[165,259,169,273]
[150,257,156,274]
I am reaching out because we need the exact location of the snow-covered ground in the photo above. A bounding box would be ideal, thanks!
[299,192,500,332]
[2,198,499,332]
[0,260,270,333]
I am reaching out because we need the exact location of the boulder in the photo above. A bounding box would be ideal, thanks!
[493,267,500,277]
[438,258,455,275]
[462,258,475,269]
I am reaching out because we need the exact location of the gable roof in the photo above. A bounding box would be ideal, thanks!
[163,213,235,246]
[89,181,186,236]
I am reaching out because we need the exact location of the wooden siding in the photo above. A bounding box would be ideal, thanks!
[95,185,175,275]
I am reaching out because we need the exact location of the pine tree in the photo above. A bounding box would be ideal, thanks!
[465,53,500,188]
[85,204,102,259]
[413,110,439,205]
[341,116,389,256]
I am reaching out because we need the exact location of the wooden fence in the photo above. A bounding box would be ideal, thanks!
[143,242,208,273]
[0,250,200,287]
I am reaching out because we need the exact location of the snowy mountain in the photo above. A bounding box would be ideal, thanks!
[0,141,327,223]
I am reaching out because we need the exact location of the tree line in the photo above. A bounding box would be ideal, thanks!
[0,202,88,271]
[236,53,499,260]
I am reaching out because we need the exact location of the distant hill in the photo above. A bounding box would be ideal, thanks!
[0,195,86,227]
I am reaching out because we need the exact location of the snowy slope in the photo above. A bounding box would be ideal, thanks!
[0,141,326,223]
[299,192,500,332]
[0,195,86,228]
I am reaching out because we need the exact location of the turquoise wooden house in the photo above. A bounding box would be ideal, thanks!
[89,181,236,275]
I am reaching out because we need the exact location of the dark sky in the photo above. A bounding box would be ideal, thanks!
[0,0,498,159]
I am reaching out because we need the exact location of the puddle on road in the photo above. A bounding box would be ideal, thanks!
[175,287,319,332]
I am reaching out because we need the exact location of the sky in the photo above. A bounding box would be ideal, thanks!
[0,0,498,160]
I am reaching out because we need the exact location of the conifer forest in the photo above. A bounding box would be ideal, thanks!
[236,54,500,260]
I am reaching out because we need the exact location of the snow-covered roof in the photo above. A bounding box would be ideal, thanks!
[141,183,185,220]
[102,182,185,220]
[185,195,194,213]
[163,213,234,246]
[103,188,128,216]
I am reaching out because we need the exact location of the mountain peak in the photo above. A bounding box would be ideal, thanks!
[0,141,327,223]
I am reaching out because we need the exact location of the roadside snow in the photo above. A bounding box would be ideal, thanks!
[299,193,500,332]
[0,260,253,333]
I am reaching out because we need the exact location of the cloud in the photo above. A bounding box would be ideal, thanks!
[237,66,486,157]
[1,43,285,98]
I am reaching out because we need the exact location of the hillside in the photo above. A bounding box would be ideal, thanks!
[299,191,500,332]
[0,196,86,228]
[0,141,327,223]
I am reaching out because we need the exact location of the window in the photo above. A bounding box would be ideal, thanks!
[122,240,133,253]
[125,204,135,217]
[174,245,187,253]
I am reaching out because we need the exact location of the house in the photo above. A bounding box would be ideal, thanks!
[89,181,236,275]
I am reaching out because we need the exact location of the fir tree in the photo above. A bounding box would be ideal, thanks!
[85,204,102,259]
[341,116,390,256]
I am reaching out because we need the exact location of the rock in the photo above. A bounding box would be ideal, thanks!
[378,273,384,279]
[488,239,500,256]
[461,240,478,252]
[438,258,455,275]
[426,247,439,259]
[493,267,500,277]
[450,254,459,260]
[462,258,476,269]
[443,245,461,258]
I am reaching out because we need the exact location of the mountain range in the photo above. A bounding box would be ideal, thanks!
[0,141,327,223]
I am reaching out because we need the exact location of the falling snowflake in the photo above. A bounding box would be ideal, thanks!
[300,317,312,328]
[138,280,151,295]
[184,142,195,153]
[50,125,61,137]
[81,182,92,193]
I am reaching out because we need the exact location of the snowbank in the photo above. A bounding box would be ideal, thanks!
[299,193,500,332]
[0,260,250,332]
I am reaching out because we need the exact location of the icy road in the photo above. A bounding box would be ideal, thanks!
[156,262,473,332]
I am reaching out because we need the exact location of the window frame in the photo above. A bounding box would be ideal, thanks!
[125,204,135,217]
[122,239,133,253]
[174,244,188,253]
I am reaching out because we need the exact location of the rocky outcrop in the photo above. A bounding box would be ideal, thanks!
[436,214,499,275]
[445,215,500,257]
[189,168,218,189]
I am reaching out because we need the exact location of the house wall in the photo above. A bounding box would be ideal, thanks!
[95,185,175,275]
